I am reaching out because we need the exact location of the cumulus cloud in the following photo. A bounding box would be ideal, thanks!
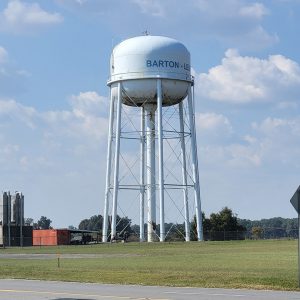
[0,46,8,64]
[0,92,110,226]
[0,47,33,98]
[227,143,262,167]
[196,49,300,104]
[252,117,300,137]
[199,115,300,169]
[239,2,268,19]
[69,91,107,117]
[0,98,37,128]
[199,142,262,168]
[250,117,300,167]
[196,112,233,138]
[43,92,108,141]
[131,0,165,17]
[0,0,63,34]
[0,91,108,140]
[55,0,276,49]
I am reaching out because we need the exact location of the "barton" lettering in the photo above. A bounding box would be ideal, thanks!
[146,60,180,68]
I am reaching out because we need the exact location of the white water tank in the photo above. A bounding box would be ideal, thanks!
[108,35,192,106]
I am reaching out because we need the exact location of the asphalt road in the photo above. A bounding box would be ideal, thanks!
[0,279,300,300]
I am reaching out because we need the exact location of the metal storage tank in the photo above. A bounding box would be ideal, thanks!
[1,192,12,225]
[0,194,3,225]
[109,35,191,106]
[11,192,24,225]
[103,35,203,243]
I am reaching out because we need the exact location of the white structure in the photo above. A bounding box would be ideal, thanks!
[102,35,203,242]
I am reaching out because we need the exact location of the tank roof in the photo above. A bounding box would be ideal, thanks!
[113,35,189,56]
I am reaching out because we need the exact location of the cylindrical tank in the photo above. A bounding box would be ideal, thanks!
[108,35,192,106]
[2,192,9,225]
[7,192,11,225]
[11,194,18,224]
[11,192,23,225]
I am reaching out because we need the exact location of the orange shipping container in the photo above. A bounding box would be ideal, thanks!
[33,229,70,246]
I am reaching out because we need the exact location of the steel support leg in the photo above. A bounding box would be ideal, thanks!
[102,89,115,242]
[179,101,190,242]
[140,106,145,242]
[157,79,165,242]
[145,103,156,242]
[111,82,122,241]
[187,86,203,241]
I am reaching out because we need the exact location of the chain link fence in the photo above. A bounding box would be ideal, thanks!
[0,228,298,247]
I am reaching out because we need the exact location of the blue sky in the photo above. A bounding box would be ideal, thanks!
[0,0,300,228]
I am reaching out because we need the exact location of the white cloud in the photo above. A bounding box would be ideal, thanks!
[0,144,19,170]
[0,46,31,97]
[69,91,107,117]
[0,0,63,34]
[199,142,263,168]
[196,112,232,136]
[43,92,108,141]
[199,116,300,169]
[252,117,300,137]
[276,101,298,109]
[0,92,109,227]
[239,2,268,19]
[250,117,300,168]
[56,0,276,50]
[196,49,300,104]
[0,91,108,140]
[75,0,88,5]
[0,98,37,128]
[0,46,8,64]
[131,0,165,17]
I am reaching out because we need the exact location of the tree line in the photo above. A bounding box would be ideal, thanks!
[27,208,298,241]
[238,217,298,239]
[76,207,247,241]
[77,208,298,241]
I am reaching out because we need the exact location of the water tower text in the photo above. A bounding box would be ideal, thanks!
[146,60,190,71]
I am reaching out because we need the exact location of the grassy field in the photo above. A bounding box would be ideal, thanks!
[0,239,298,290]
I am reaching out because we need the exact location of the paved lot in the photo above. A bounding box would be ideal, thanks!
[0,279,300,300]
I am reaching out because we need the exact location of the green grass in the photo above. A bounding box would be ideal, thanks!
[0,240,298,290]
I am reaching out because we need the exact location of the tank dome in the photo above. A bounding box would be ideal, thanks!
[108,35,192,107]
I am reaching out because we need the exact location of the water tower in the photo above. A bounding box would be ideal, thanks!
[102,35,203,242]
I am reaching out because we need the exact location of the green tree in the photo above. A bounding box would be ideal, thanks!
[78,215,103,231]
[78,215,132,237]
[238,217,298,239]
[196,207,247,241]
[24,217,34,226]
[78,218,89,230]
[37,216,52,229]
[209,207,245,232]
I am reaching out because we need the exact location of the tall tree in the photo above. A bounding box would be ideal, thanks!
[78,215,103,231]
[24,217,34,226]
[209,207,245,232]
[190,208,246,241]
[37,216,52,229]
